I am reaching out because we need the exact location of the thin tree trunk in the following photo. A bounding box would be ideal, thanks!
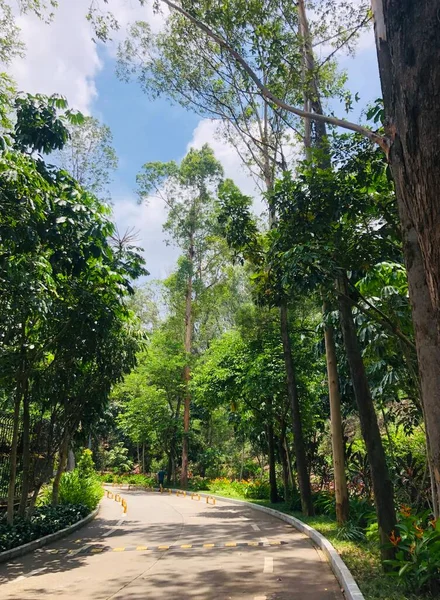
[337,274,396,560]
[52,434,69,506]
[181,234,194,489]
[142,442,146,474]
[239,439,245,481]
[7,381,23,525]
[18,385,31,517]
[283,437,295,490]
[27,484,41,519]
[323,301,349,525]
[267,400,279,504]
[279,427,290,502]
[280,302,314,515]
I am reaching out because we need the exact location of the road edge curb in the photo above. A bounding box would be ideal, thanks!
[0,505,100,564]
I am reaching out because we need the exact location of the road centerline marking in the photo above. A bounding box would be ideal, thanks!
[263,556,274,573]
[251,523,260,531]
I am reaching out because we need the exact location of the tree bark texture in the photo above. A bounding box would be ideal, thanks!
[373,1,440,324]
[399,202,440,516]
[279,302,314,515]
[323,302,349,525]
[338,275,396,559]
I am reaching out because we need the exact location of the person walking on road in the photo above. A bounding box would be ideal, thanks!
[157,468,166,491]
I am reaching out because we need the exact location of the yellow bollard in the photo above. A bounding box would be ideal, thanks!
[122,499,127,514]
[115,493,121,502]
[168,488,172,495]
[191,493,201,501]
[108,491,114,499]
[206,496,216,505]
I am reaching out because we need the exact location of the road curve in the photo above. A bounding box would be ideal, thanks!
[0,488,343,599]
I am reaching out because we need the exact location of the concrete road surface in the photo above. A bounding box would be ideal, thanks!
[0,488,344,599]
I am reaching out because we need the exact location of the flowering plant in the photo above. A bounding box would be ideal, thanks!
[385,506,440,593]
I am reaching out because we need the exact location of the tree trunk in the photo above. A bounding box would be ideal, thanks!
[7,377,24,525]
[27,484,41,519]
[373,0,440,326]
[267,401,279,504]
[18,385,31,517]
[67,449,75,471]
[181,235,194,489]
[323,302,349,525]
[280,302,314,515]
[52,434,69,506]
[337,274,396,559]
[142,442,146,474]
[279,429,290,502]
[399,203,440,516]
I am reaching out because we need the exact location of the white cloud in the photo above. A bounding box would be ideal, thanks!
[187,119,268,218]
[3,0,164,113]
[6,0,101,113]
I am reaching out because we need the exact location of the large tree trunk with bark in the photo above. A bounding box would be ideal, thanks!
[280,303,314,515]
[399,202,440,516]
[373,1,440,322]
[323,302,349,525]
[338,274,396,559]
[181,235,194,489]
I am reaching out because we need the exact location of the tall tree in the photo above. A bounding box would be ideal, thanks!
[137,144,224,487]
[54,116,118,202]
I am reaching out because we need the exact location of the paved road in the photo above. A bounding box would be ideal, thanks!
[0,488,343,599]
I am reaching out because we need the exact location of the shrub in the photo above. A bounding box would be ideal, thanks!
[244,480,270,500]
[58,471,103,511]
[385,506,440,594]
[0,504,89,552]
[188,476,209,491]
[56,449,103,511]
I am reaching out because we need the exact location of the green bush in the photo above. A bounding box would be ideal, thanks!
[58,471,103,511]
[188,476,209,491]
[0,504,89,552]
[54,449,104,511]
[244,480,270,500]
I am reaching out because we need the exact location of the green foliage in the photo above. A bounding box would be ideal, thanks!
[103,443,134,475]
[0,504,89,552]
[57,471,103,512]
[385,508,440,594]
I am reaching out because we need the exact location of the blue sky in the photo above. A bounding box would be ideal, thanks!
[5,0,382,280]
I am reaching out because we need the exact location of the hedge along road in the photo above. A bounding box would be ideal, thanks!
[0,488,343,599]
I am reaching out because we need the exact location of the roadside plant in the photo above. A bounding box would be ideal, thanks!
[385,507,440,594]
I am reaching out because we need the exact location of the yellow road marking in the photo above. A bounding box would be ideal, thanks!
[248,542,259,546]
[91,548,103,553]
[181,544,192,549]
[203,543,215,548]
[270,541,281,546]
[113,547,125,552]
[136,546,148,551]
[158,545,169,550]
[224,542,236,547]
